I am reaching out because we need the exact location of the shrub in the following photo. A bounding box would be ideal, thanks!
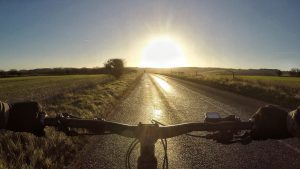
[104,59,124,78]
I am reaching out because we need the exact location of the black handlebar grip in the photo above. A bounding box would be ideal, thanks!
[6,102,45,136]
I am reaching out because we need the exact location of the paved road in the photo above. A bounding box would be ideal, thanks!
[69,73,300,169]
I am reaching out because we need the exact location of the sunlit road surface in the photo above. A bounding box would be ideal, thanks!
[69,74,300,169]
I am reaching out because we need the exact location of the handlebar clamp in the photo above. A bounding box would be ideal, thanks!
[54,113,79,136]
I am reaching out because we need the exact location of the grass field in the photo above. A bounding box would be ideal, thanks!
[237,75,300,89]
[0,73,141,168]
[213,75,300,96]
[204,75,300,91]
[0,75,114,102]
[164,73,300,109]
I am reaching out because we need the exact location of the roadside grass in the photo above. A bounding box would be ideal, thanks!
[164,74,300,109]
[0,73,141,168]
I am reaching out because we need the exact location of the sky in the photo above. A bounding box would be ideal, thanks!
[1,0,300,70]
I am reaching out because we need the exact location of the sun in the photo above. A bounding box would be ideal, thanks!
[140,35,187,68]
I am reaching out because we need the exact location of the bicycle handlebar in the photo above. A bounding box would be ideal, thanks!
[44,114,254,169]
[44,117,253,139]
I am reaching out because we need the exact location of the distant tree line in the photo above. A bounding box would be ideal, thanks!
[289,68,300,77]
[0,68,106,77]
[0,58,136,78]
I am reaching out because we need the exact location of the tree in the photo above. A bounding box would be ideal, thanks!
[289,68,300,77]
[275,69,282,76]
[0,70,5,76]
[104,59,124,78]
[7,69,20,76]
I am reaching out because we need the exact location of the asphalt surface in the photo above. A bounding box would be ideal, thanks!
[69,73,300,169]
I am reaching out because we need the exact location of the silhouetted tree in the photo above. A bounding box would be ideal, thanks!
[276,70,282,76]
[7,69,20,76]
[289,68,300,77]
[104,59,124,78]
[0,70,5,76]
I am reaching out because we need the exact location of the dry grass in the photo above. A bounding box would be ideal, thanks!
[0,73,141,169]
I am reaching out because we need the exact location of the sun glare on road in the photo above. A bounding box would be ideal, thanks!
[153,109,162,119]
[153,76,172,92]
[140,35,187,68]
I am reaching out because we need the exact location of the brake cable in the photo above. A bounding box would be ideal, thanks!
[125,139,139,169]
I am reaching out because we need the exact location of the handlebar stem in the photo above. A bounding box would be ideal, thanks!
[136,123,159,169]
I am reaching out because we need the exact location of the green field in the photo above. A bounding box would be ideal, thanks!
[0,75,113,102]
[237,75,300,89]
[0,73,141,168]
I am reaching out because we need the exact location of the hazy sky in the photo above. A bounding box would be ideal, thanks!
[1,0,300,70]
